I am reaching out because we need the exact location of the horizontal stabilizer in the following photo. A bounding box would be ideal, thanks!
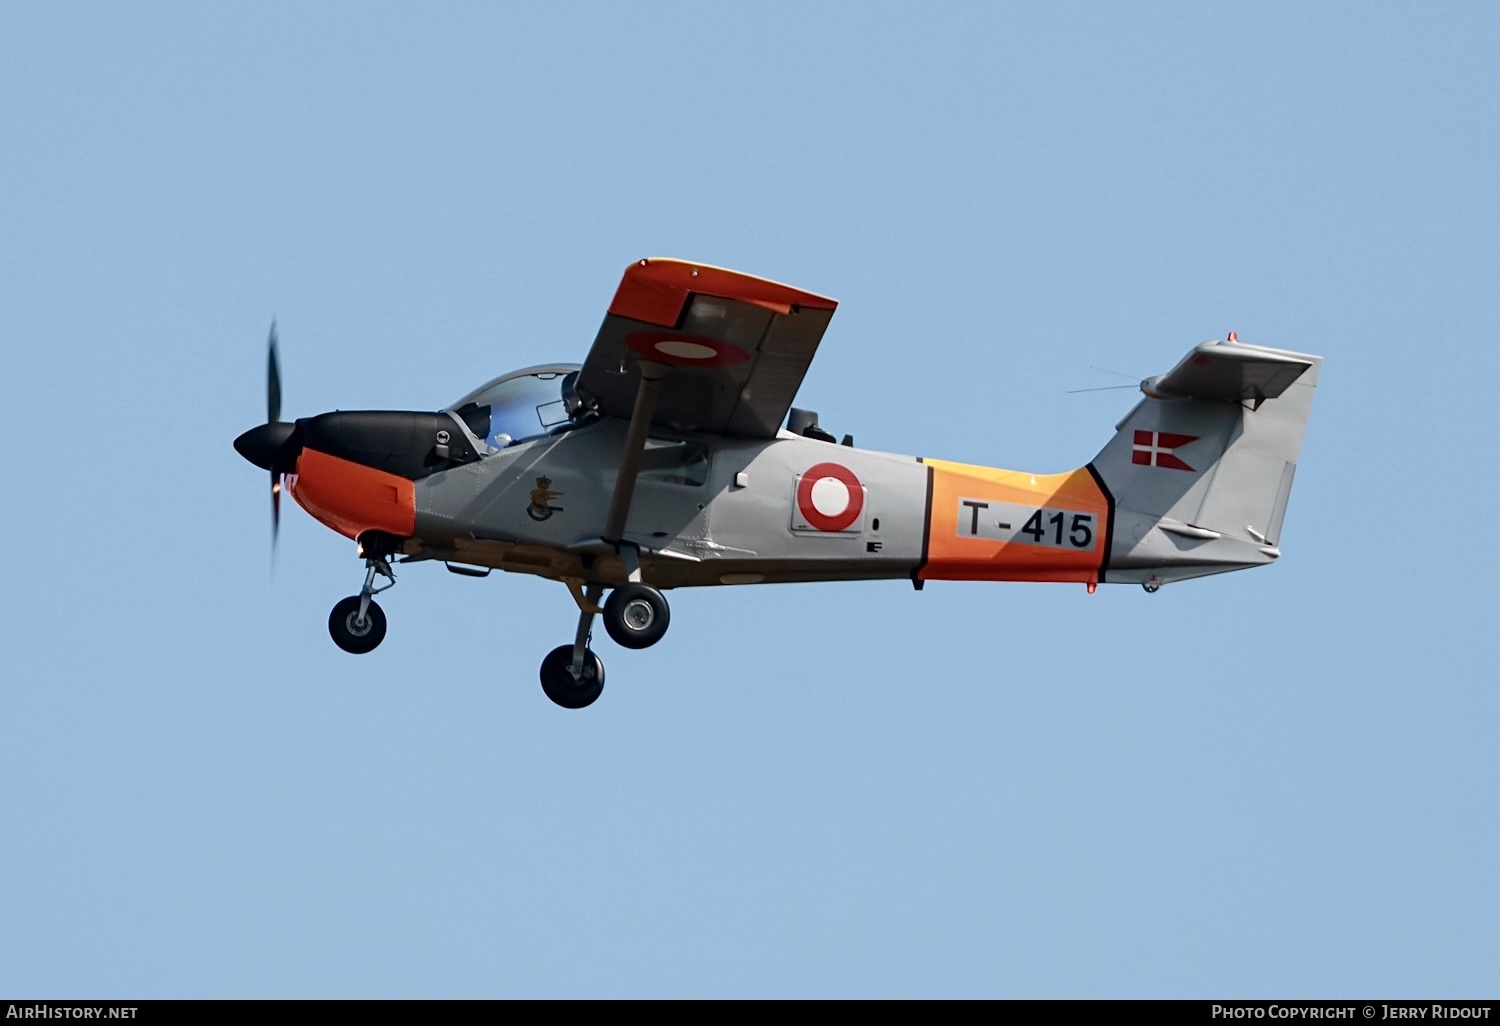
[1146,340,1313,404]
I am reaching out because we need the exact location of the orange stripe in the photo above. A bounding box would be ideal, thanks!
[920,459,1110,584]
[609,257,838,327]
[287,448,415,541]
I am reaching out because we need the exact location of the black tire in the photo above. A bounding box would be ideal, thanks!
[539,644,605,709]
[328,595,387,654]
[602,584,670,650]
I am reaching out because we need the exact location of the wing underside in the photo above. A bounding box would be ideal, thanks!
[577,258,838,438]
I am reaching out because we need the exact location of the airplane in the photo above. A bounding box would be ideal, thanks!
[234,258,1322,709]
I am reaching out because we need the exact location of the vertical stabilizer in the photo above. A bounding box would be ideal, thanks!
[1088,339,1322,585]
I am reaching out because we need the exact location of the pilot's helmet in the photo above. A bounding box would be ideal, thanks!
[561,370,583,416]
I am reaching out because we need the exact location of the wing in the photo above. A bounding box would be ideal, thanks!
[576,258,838,438]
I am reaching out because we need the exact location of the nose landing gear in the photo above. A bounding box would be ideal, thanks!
[329,556,396,654]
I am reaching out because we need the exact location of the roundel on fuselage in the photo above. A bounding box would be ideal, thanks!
[796,462,864,532]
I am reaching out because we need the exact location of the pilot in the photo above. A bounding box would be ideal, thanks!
[560,371,596,424]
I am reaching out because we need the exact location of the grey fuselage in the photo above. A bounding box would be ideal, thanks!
[404,419,931,590]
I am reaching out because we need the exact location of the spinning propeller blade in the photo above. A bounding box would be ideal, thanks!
[268,321,282,424]
[267,322,282,556]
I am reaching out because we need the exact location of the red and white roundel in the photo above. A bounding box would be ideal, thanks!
[796,462,864,532]
[624,332,750,368]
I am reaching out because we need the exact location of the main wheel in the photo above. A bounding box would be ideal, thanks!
[540,645,605,709]
[329,595,387,654]
[603,584,670,649]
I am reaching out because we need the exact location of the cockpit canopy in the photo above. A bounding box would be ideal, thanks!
[446,364,584,451]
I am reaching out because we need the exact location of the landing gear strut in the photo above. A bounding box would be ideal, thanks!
[539,579,674,707]
[329,556,395,654]
[540,582,606,708]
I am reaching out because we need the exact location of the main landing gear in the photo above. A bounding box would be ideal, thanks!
[603,583,670,649]
[328,555,396,654]
[320,548,671,707]
[540,580,670,709]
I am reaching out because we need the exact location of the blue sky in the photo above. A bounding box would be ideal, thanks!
[2,2,1496,998]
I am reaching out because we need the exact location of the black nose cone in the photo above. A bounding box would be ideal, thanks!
[234,421,298,471]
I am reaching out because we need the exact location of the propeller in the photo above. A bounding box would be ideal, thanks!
[234,320,299,559]
[268,322,282,549]
[268,321,282,422]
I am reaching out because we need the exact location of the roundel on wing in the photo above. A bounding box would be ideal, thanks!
[796,462,864,532]
[624,332,751,368]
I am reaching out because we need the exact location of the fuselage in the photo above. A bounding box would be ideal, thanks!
[278,410,1120,591]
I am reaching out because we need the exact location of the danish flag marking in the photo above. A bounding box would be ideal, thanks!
[1132,430,1198,471]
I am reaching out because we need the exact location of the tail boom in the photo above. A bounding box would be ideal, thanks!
[914,338,1321,589]
[916,459,1112,584]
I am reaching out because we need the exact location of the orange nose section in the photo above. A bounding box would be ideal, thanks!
[287,448,416,541]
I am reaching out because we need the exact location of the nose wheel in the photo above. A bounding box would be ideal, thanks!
[329,596,387,653]
[329,555,396,654]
